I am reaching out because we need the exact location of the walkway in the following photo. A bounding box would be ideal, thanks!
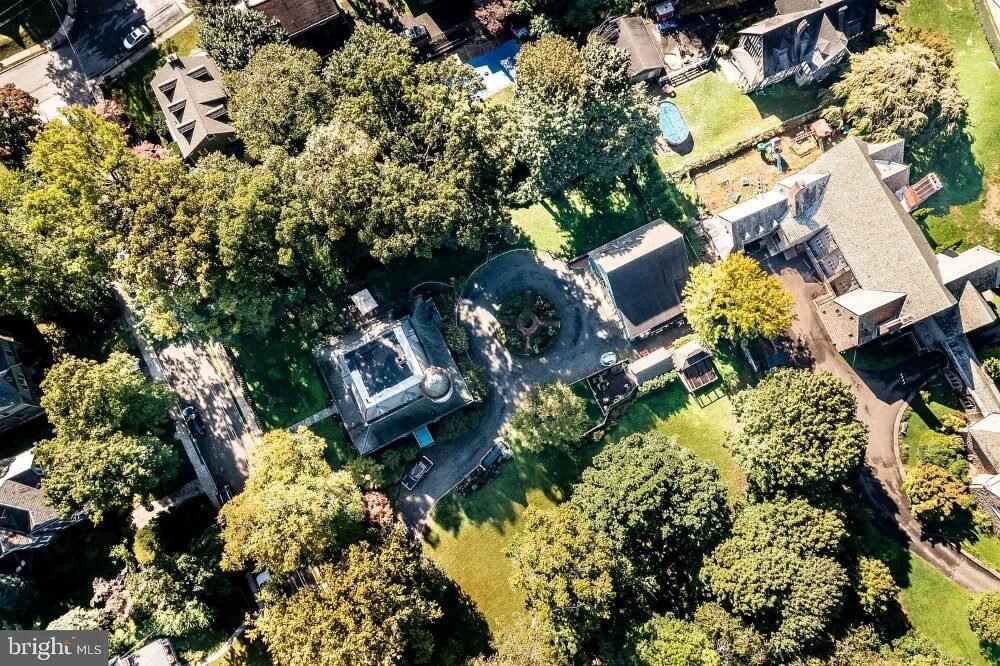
[396,250,629,530]
[131,479,201,529]
[775,257,1000,592]
[289,406,338,431]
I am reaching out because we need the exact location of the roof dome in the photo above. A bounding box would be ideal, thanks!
[421,367,453,402]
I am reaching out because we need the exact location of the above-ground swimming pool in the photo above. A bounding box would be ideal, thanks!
[658,100,690,146]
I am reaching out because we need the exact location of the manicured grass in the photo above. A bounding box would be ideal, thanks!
[656,70,821,174]
[901,373,963,466]
[422,384,738,634]
[308,418,356,470]
[901,0,1000,251]
[0,0,66,61]
[110,21,201,136]
[900,554,986,666]
[229,328,329,430]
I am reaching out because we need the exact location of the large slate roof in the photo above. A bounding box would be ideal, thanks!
[589,219,689,339]
[803,137,955,325]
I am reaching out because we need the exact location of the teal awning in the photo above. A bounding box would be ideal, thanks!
[413,425,434,448]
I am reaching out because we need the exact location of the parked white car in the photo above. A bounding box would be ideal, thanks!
[123,25,152,51]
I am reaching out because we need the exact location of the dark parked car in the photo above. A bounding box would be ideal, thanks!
[399,25,429,43]
[181,405,206,438]
[401,456,434,490]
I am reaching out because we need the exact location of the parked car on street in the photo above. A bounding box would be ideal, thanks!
[123,25,152,51]
[181,405,206,438]
[401,456,434,490]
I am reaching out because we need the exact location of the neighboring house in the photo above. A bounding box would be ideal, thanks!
[246,0,344,43]
[314,298,474,456]
[614,17,664,83]
[149,54,236,159]
[0,336,43,434]
[726,0,883,92]
[464,39,520,99]
[0,451,84,561]
[588,219,690,341]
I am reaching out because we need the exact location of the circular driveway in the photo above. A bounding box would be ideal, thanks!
[396,250,628,530]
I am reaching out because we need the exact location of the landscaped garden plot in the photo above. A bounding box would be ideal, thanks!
[421,383,736,634]
[495,291,560,356]
[655,70,820,174]
[901,0,1000,251]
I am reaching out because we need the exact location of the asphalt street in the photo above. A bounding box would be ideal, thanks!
[0,0,184,118]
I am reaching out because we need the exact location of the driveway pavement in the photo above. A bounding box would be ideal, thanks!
[0,0,184,119]
[773,255,1000,592]
[396,250,628,530]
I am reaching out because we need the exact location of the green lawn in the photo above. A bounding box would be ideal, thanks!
[901,0,1000,251]
[110,21,201,136]
[0,0,66,61]
[901,373,964,466]
[422,383,738,634]
[229,328,328,430]
[656,70,821,174]
[308,418,356,470]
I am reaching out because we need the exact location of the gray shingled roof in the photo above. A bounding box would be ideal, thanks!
[958,282,997,334]
[804,137,955,326]
[589,219,689,340]
[150,55,235,159]
[247,0,341,37]
[615,17,662,78]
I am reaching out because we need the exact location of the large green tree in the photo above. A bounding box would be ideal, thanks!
[507,503,617,660]
[681,253,793,348]
[229,44,333,159]
[969,591,1000,646]
[0,84,40,165]
[510,35,658,200]
[729,368,868,495]
[828,28,966,149]
[218,429,364,576]
[902,462,971,524]
[507,380,588,452]
[35,353,179,521]
[250,527,443,666]
[198,7,286,72]
[701,509,848,659]
[626,615,720,666]
[572,431,729,605]
[302,25,510,262]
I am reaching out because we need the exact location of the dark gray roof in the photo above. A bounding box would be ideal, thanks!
[804,137,955,325]
[247,0,341,37]
[589,219,689,339]
[0,373,20,411]
[315,298,474,456]
[150,55,235,159]
[615,17,662,77]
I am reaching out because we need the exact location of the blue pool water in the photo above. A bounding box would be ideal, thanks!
[658,101,690,146]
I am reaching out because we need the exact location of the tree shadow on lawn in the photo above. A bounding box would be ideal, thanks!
[747,80,822,121]
[430,572,492,663]
[909,126,983,248]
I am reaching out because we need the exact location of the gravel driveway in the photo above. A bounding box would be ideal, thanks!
[396,250,628,530]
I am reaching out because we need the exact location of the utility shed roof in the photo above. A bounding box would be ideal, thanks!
[937,246,1000,289]
[615,17,662,76]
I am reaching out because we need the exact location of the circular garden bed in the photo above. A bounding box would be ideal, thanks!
[496,291,560,356]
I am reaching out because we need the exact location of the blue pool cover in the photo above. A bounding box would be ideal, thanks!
[468,40,520,99]
[658,101,690,146]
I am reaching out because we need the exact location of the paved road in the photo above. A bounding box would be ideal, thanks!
[0,0,184,119]
[397,250,629,530]
[775,256,1000,592]
[158,339,258,493]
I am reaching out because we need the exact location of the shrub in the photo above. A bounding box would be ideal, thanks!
[133,526,160,566]
[460,359,488,402]
[378,443,420,481]
[984,357,1000,380]
[939,412,968,432]
[344,456,387,490]
[969,592,1000,645]
[434,408,482,443]
[638,370,678,396]
[443,326,469,356]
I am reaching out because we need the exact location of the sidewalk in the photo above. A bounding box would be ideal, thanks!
[0,0,77,72]
[98,12,195,82]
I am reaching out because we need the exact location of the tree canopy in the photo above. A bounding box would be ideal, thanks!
[681,253,793,348]
[218,429,364,576]
[306,25,510,262]
[969,591,1000,646]
[729,369,868,495]
[198,7,286,72]
[230,44,333,159]
[510,34,657,200]
[828,28,966,149]
[507,380,588,451]
[35,352,179,521]
[572,431,729,604]
[250,527,443,666]
[0,84,40,165]
[626,615,720,666]
[507,503,617,660]
[902,462,971,524]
